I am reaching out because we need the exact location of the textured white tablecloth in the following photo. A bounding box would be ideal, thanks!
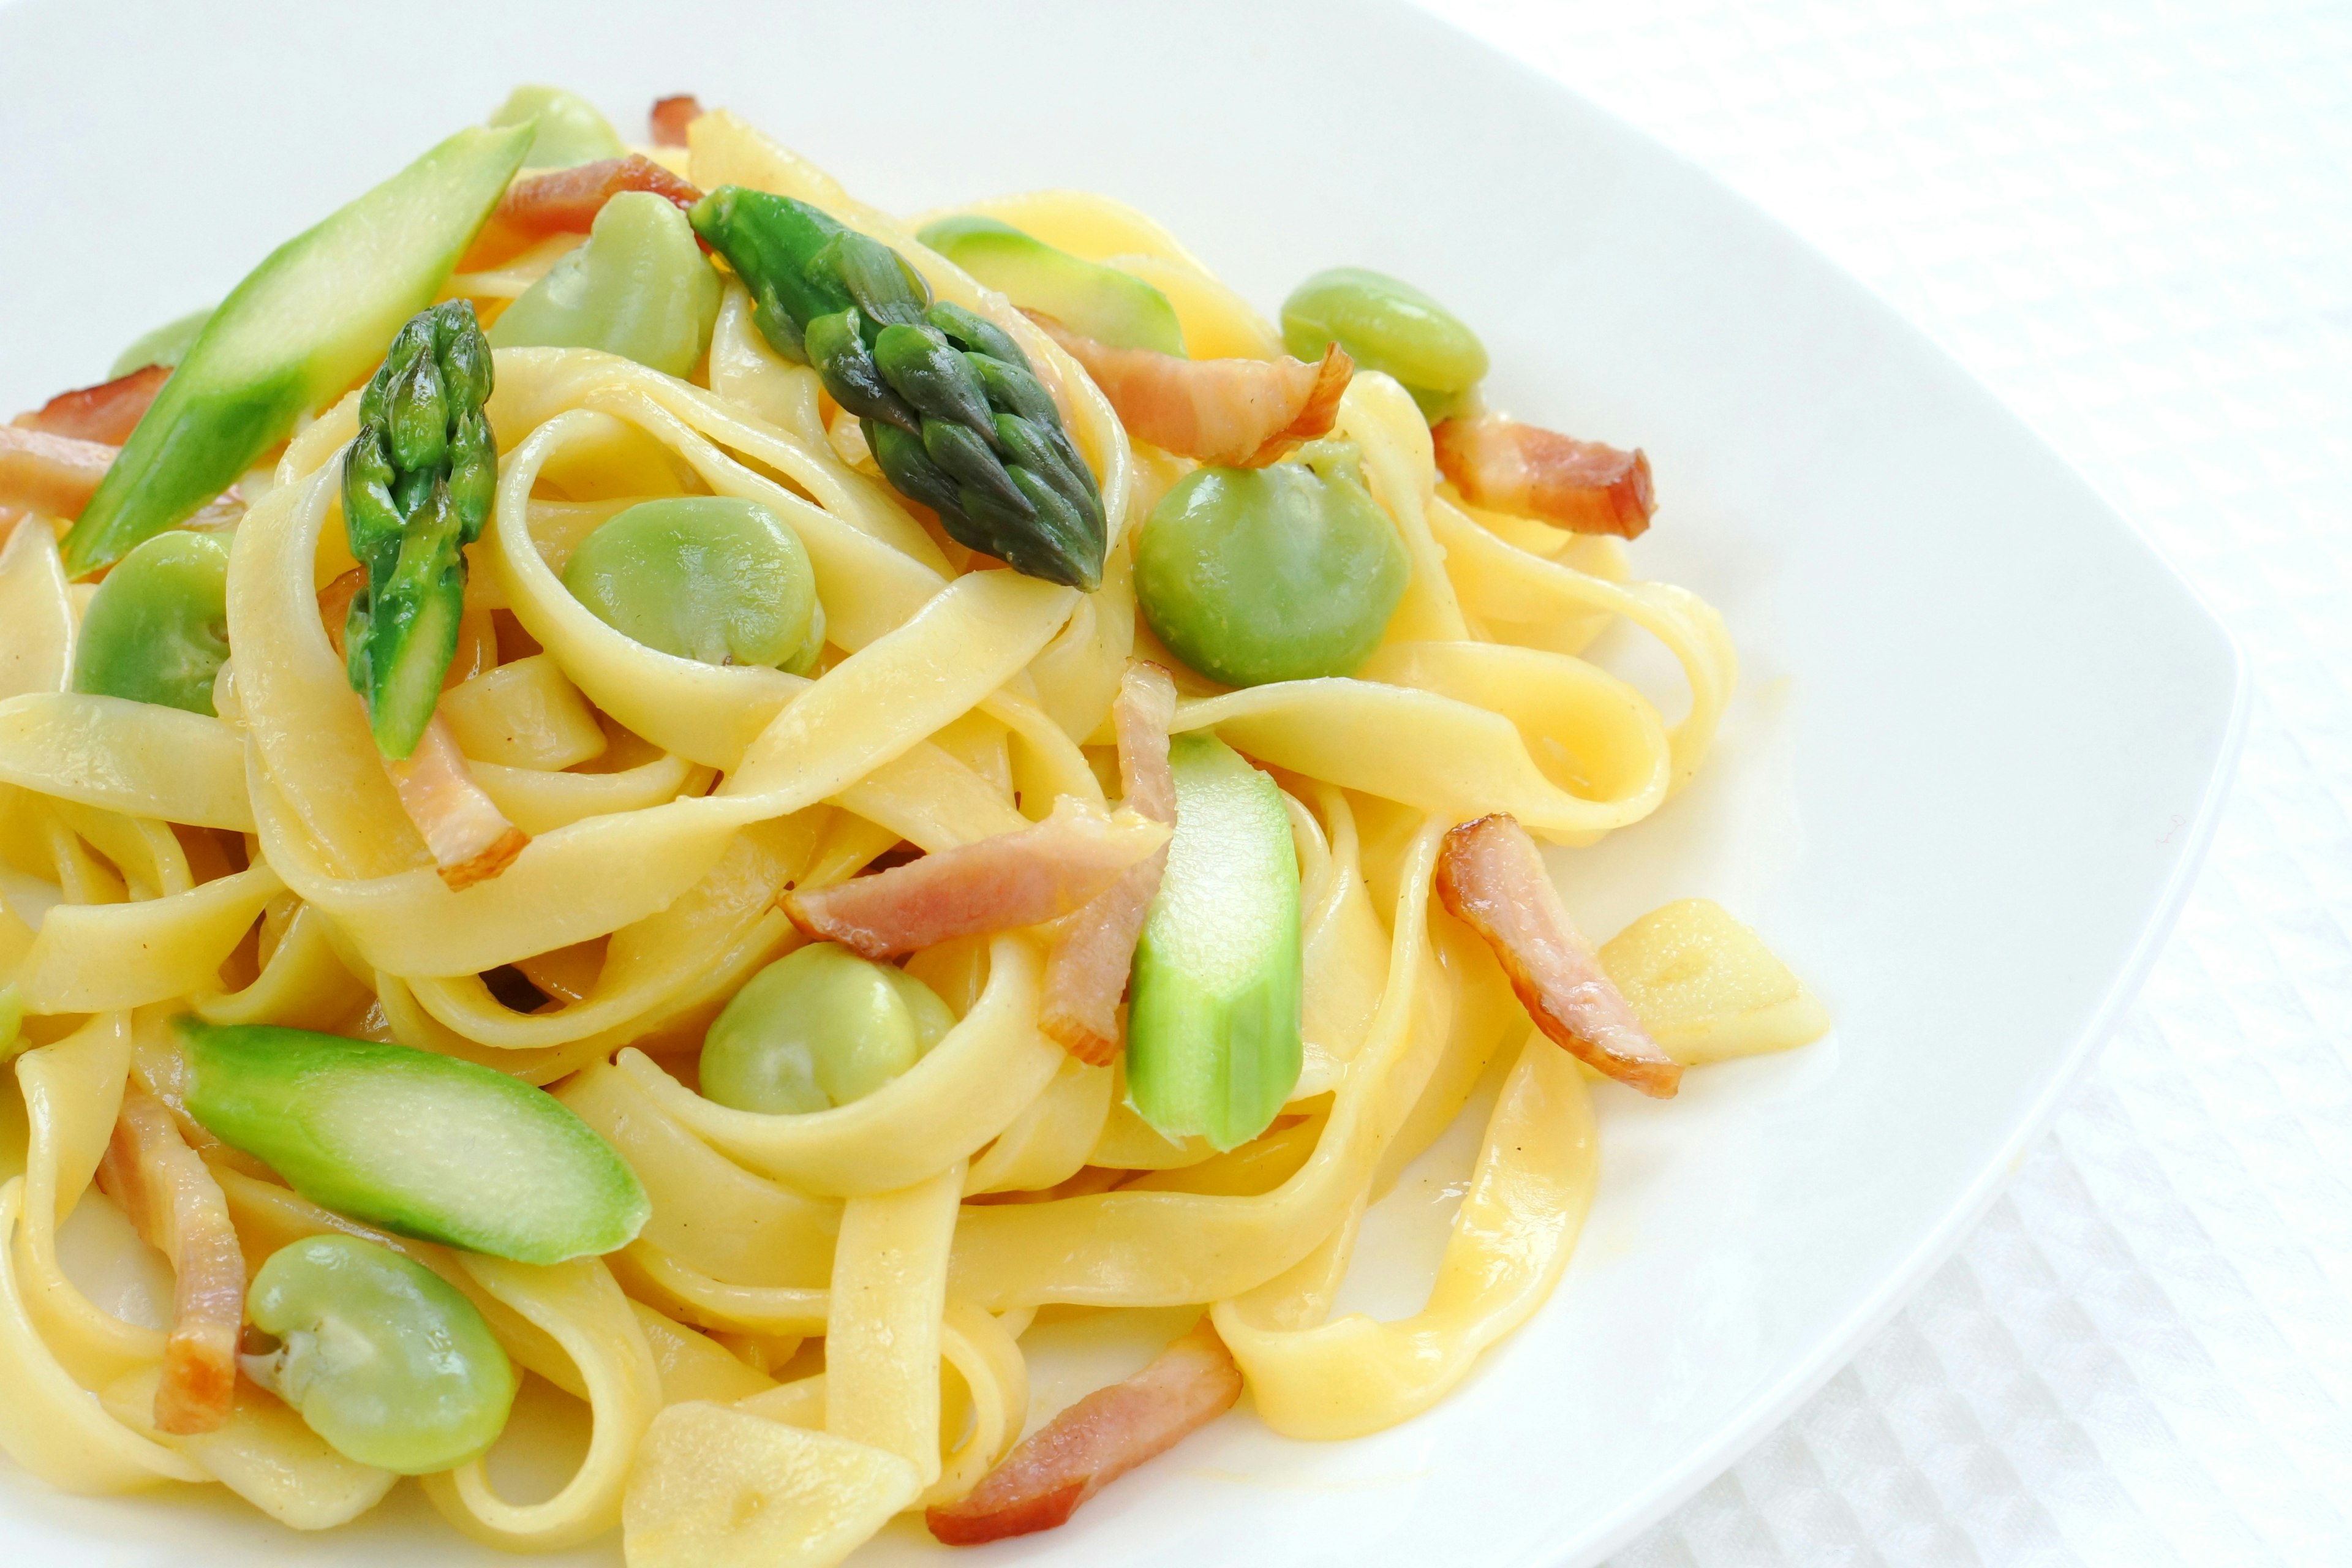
[1411,2,2352,1562]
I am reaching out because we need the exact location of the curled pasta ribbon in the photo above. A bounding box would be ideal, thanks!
[0,517,76,702]
[99,1361,398,1530]
[422,1254,665,1551]
[399,816,818,1055]
[965,1057,1114,1196]
[1430,497,1736,791]
[562,1062,840,1289]
[194,897,371,1033]
[9,1015,169,1386]
[948,823,1453,1311]
[824,1163,965,1488]
[0,694,252,831]
[0,1179,207,1492]
[927,1298,1030,1507]
[1213,1029,1599,1438]
[16,863,281,1014]
[0,1019,209,1494]
[620,934,1061,1197]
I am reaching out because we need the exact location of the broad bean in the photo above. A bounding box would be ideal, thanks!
[488,191,722,377]
[1135,442,1408,687]
[1280,267,1488,420]
[110,305,214,377]
[70,530,231,714]
[701,943,956,1115]
[245,1234,516,1474]
[563,497,824,673]
[488,85,626,168]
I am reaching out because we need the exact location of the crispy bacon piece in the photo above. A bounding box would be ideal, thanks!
[1038,663,1178,1065]
[1434,813,1680,1096]
[927,1319,1241,1545]
[94,1093,246,1434]
[783,796,1172,960]
[492,155,704,245]
[16,364,170,445]
[649,94,704,147]
[0,424,114,520]
[1433,414,1654,538]
[318,566,364,656]
[384,714,531,891]
[1030,315,1351,467]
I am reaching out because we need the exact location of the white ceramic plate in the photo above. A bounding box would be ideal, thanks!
[0,1,2244,1563]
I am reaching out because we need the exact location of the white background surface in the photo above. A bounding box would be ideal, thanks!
[1406,2,2351,1562]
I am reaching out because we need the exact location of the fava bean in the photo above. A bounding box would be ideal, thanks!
[70,530,231,714]
[488,85,627,168]
[701,943,956,1115]
[1280,268,1488,420]
[245,1234,516,1475]
[488,191,722,377]
[563,496,824,673]
[1135,442,1408,687]
[109,305,214,378]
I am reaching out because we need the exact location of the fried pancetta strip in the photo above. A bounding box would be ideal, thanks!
[16,363,171,445]
[383,714,531,891]
[0,424,114,520]
[649,93,704,147]
[1030,314,1351,467]
[783,796,1172,960]
[94,1092,246,1435]
[324,570,523,889]
[318,566,365,656]
[927,1319,1242,1545]
[1434,813,1680,1096]
[1038,662,1179,1064]
[1433,414,1655,538]
[491,154,704,244]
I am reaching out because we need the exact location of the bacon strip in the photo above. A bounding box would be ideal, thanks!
[784,796,1172,960]
[1038,663,1178,1065]
[927,1319,1242,1545]
[324,571,526,889]
[319,565,364,655]
[492,155,704,244]
[649,94,704,147]
[94,1093,246,1434]
[0,424,114,520]
[1434,813,1680,1096]
[16,364,171,445]
[1030,315,1351,467]
[382,714,531,891]
[1433,415,1654,538]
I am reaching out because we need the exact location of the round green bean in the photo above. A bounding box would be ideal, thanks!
[701,943,957,1115]
[245,1234,516,1474]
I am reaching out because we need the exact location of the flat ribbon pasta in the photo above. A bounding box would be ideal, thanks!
[0,108,1772,1567]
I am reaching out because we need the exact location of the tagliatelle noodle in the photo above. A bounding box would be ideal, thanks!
[0,110,1782,1561]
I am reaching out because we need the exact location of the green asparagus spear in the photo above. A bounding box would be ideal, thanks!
[688,187,1106,591]
[341,301,498,761]
[62,123,531,578]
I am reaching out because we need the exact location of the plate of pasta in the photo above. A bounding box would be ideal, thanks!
[0,2,2243,1566]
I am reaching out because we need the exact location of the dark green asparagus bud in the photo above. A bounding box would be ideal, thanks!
[866,421,964,519]
[806,309,918,433]
[341,300,496,761]
[923,419,1028,513]
[993,412,1093,517]
[925,301,1026,366]
[690,186,1104,590]
[826,230,931,328]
